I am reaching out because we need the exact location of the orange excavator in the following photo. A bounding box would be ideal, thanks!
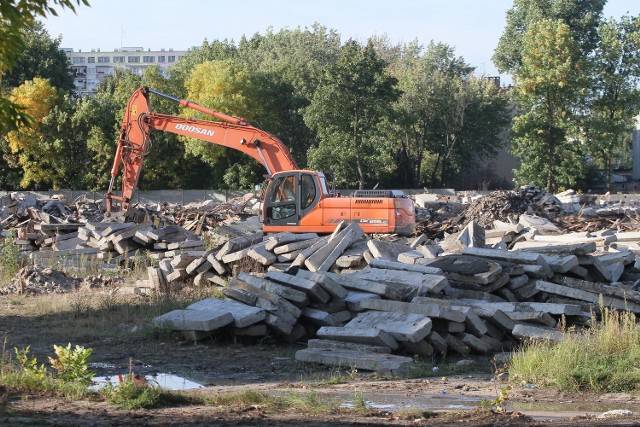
[105,87,416,235]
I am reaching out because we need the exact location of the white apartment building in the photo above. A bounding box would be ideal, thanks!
[63,47,187,95]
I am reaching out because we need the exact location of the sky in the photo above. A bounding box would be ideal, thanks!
[43,0,640,85]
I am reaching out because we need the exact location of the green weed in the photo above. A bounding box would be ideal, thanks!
[0,343,94,399]
[511,308,640,392]
[0,231,22,280]
[48,343,95,384]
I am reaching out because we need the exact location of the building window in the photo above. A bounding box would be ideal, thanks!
[168,55,175,63]
[98,56,110,63]
[113,56,125,63]
[72,57,85,64]
[87,57,95,63]
[127,56,140,63]
[143,56,155,63]
[158,56,165,63]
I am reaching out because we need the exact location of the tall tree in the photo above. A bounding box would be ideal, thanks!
[304,40,400,189]
[586,15,640,189]
[389,41,508,188]
[2,21,74,92]
[0,0,89,134]
[510,19,584,191]
[237,24,341,166]
[493,0,606,73]
[5,78,76,188]
[182,60,295,189]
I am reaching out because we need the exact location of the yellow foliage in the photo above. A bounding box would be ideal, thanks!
[7,78,59,153]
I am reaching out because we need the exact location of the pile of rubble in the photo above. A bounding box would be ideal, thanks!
[2,267,123,295]
[5,188,640,375]
[149,217,640,376]
[416,186,640,239]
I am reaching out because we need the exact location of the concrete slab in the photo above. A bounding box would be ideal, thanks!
[187,297,266,328]
[367,239,412,260]
[265,232,319,251]
[306,222,365,272]
[353,268,448,296]
[266,271,331,303]
[228,277,301,326]
[461,333,491,354]
[443,334,470,355]
[512,324,562,341]
[301,307,346,327]
[295,269,348,299]
[152,309,233,332]
[344,291,381,312]
[368,258,443,275]
[295,348,413,376]
[316,326,399,350]
[307,338,392,353]
[237,272,309,304]
[360,298,465,323]
[345,311,432,343]
[215,232,263,260]
[427,331,447,355]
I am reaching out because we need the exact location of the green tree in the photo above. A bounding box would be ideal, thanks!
[388,41,509,188]
[586,15,640,189]
[511,19,584,191]
[237,24,341,166]
[304,40,400,189]
[168,38,237,95]
[182,60,295,189]
[6,78,83,188]
[2,21,74,92]
[493,0,606,73]
[0,0,89,134]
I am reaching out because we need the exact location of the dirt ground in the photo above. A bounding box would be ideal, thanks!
[1,291,640,426]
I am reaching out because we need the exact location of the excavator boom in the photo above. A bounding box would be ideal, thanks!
[106,87,297,214]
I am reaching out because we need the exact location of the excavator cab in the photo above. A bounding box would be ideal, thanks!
[263,171,326,228]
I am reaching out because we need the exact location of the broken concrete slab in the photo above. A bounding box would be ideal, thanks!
[367,239,411,261]
[345,311,432,343]
[295,269,348,299]
[316,326,399,350]
[307,338,392,354]
[152,309,234,332]
[512,324,562,341]
[186,297,266,328]
[359,298,465,323]
[295,347,413,376]
[266,271,331,303]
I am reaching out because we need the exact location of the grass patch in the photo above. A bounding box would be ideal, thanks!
[510,308,640,392]
[205,389,337,415]
[0,290,196,344]
[103,374,201,409]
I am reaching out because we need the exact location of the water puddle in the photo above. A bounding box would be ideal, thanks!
[315,391,481,412]
[92,373,204,391]
[307,390,640,421]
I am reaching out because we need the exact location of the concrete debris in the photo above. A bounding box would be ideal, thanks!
[4,187,640,375]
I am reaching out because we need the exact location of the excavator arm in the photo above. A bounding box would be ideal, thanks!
[105,87,298,215]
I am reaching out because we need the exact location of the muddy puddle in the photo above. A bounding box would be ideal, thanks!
[286,390,640,421]
[92,373,204,391]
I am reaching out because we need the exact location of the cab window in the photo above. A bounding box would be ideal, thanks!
[300,174,316,210]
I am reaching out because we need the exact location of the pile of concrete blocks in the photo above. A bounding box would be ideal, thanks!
[151,217,640,376]
[25,222,203,272]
